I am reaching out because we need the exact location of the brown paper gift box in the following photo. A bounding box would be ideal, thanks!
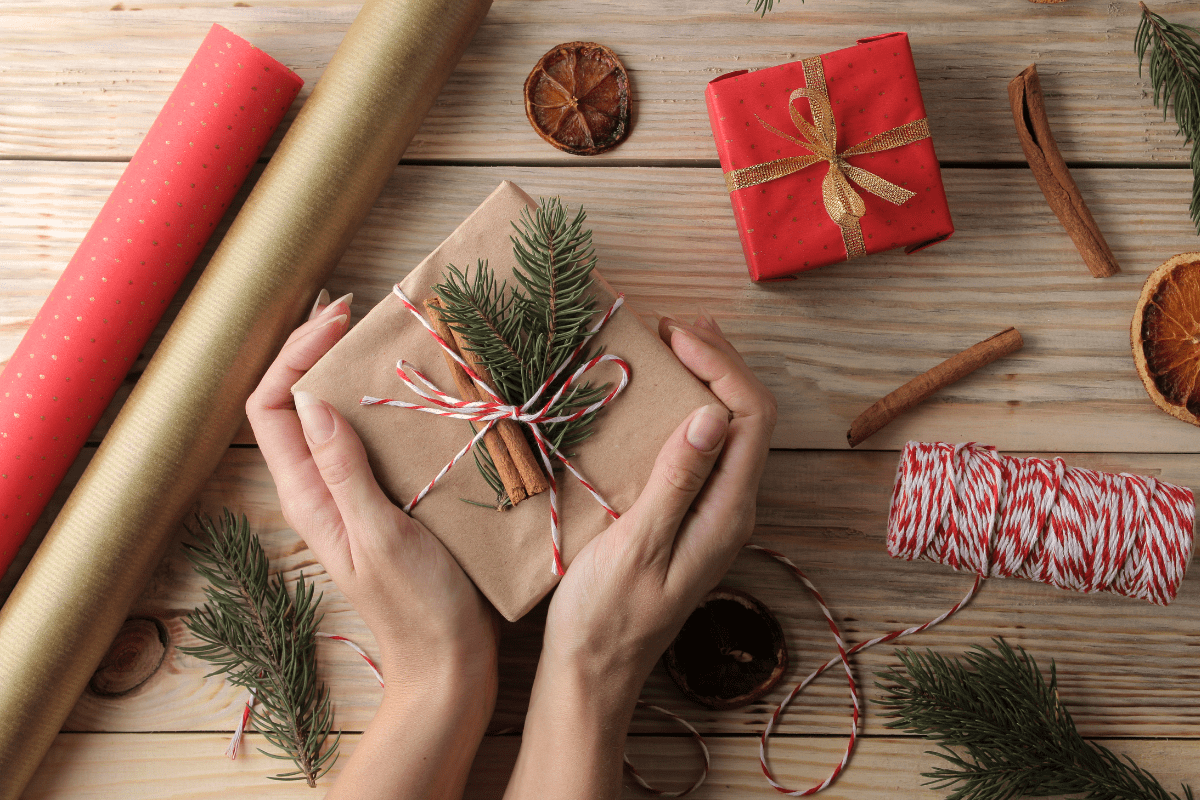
[294,181,718,620]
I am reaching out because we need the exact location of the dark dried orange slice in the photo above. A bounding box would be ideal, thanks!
[663,587,787,710]
[1132,252,1200,425]
[524,41,631,156]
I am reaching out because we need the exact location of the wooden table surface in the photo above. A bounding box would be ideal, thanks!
[4,1,1200,797]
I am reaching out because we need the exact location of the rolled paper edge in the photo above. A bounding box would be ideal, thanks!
[0,23,302,581]
[0,0,492,795]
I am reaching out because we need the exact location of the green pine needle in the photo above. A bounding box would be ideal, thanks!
[432,197,610,503]
[748,0,802,17]
[180,510,339,787]
[1137,3,1200,233]
[877,639,1193,800]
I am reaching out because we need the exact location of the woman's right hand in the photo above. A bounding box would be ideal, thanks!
[505,310,777,799]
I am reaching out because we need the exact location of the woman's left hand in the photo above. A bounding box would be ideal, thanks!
[246,291,498,799]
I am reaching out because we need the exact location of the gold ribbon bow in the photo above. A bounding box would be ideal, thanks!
[723,57,931,260]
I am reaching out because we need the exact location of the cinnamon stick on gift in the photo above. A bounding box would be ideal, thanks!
[424,298,550,505]
[847,327,1024,448]
[1008,64,1120,278]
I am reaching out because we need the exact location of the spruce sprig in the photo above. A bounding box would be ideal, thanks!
[1136,3,1200,233]
[877,639,1193,800]
[181,510,339,786]
[748,0,801,18]
[433,198,610,506]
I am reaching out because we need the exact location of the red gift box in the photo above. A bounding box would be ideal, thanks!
[705,32,953,281]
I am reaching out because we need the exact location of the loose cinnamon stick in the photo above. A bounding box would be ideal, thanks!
[1008,64,1120,278]
[847,327,1024,448]
[423,298,550,504]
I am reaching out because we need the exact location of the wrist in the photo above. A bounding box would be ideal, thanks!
[506,648,643,799]
[380,643,498,725]
[380,664,495,733]
[532,648,643,732]
[541,631,661,705]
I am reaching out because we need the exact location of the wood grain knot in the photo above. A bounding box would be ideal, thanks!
[88,617,168,697]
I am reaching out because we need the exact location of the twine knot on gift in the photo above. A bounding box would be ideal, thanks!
[362,284,631,575]
[722,56,932,260]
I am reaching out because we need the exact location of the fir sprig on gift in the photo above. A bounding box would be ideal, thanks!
[433,198,609,505]
[1137,2,1200,233]
[877,639,1193,800]
[181,510,339,786]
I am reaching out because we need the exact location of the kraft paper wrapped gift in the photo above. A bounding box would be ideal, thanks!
[294,181,718,620]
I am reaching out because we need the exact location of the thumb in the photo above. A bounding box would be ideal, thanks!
[293,390,395,535]
[625,403,729,546]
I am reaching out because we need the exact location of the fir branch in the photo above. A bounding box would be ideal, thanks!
[511,200,598,382]
[1137,3,1200,233]
[433,197,611,504]
[506,198,609,450]
[180,510,339,787]
[877,639,1193,800]
[433,261,530,402]
[468,421,513,510]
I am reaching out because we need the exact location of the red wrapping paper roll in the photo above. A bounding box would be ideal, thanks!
[0,24,302,573]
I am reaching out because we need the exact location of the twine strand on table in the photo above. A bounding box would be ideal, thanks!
[363,284,631,575]
[623,701,711,797]
[225,690,254,760]
[748,544,980,796]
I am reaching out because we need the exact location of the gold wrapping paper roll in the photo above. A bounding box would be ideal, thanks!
[0,0,491,794]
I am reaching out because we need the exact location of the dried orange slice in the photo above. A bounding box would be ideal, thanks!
[524,42,631,156]
[662,587,787,710]
[1132,252,1200,425]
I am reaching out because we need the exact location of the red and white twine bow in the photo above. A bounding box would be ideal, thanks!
[362,284,631,575]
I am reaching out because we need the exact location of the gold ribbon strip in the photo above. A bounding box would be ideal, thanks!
[723,56,931,260]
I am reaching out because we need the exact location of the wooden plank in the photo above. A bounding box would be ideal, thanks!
[5,162,1200,452]
[23,732,1200,799]
[52,447,1200,739]
[0,1,1197,165]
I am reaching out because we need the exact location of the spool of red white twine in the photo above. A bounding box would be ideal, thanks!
[888,441,1195,605]
[757,441,1195,797]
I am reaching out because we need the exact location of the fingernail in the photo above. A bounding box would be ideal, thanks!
[294,390,335,444]
[696,305,718,331]
[325,292,353,317]
[687,404,728,451]
[659,315,686,338]
[307,288,330,321]
[310,313,348,335]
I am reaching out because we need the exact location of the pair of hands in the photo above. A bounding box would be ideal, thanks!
[245,290,776,799]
